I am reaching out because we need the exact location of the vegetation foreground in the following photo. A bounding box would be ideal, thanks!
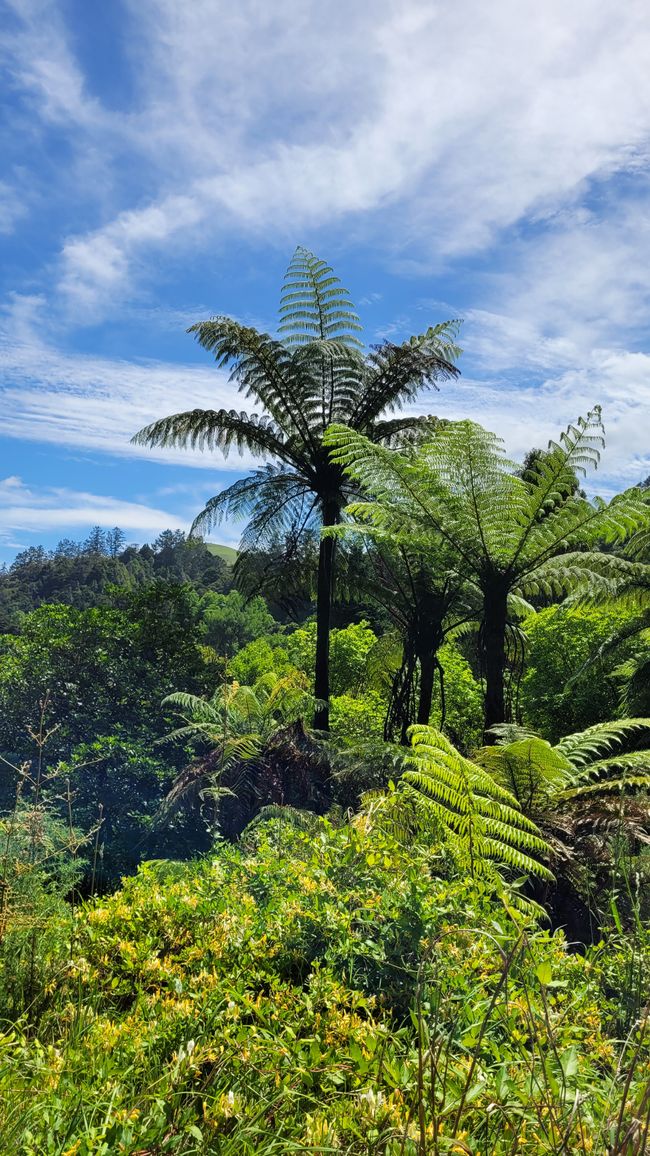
[1,249,650,1153]
[2,822,649,1155]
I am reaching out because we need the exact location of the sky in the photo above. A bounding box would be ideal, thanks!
[1,0,649,563]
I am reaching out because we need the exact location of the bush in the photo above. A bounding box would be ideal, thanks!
[430,642,483,751]
[330,690,386,743]
[287,620,378,695]
[521,604,638,741]
[1,818,647,1154]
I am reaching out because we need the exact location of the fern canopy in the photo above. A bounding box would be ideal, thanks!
[160,672,312,820]
[324,410,650,734]
[133,247,461,730]
[402,726,552,880]
[360,725,552,916]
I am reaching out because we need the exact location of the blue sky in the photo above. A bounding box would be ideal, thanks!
[1,0,649,562]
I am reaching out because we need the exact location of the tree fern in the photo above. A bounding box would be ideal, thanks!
[278,246,363,348]
[555,717,650,767]
[159,672,312,821]
[401,726,552,880]
[324,410,650,734]
[134,247,461,730]
[358,726,551,916]
[243,804,321,834]
[478,718,650,857]
[569,519,650,714]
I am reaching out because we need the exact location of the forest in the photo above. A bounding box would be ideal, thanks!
[1,250,649,1155]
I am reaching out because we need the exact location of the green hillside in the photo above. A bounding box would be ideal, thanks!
[206,543,239,565]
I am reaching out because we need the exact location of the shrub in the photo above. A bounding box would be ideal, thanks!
[1,819,648,1154]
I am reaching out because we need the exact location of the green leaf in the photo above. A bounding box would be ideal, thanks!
[535,961,552,986]
[610,895,623,934]
[560,1046,579,1079]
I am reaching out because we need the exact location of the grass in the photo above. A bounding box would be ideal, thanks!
[205,543,239,566]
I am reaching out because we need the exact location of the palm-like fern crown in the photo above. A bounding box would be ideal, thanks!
[160,673,312,813]
[477,719,650,847]
[132,246,461,546]
[324,408,650,600]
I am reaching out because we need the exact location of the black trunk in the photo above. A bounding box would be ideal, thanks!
[483,580,508,740]
[417,651,436,725]
[313,502,338,731]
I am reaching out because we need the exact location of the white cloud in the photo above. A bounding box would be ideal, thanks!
[0,304,261,469]
[3,0,105,129]
[0,181,28,234]
[5,0,650,313]
[2,0,649,504]
[0,474,188,546]
[476,190,650,359]
[429,351,650,494]
[1,280,647,496]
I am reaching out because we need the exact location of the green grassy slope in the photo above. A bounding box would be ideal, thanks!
[206,543,239,565]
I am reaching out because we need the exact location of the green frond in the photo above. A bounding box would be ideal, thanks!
[516,408,604,535]
[185,317,323,444]
[555,718,650,766]
[364,632,403,694]
[519,491,650,575]
[350,322,462,428]
[244,805,319,833]
[191,468,316,551]
[370,415,439,446]
[132,407,290,462]
[400,725,552,883]
[562,771,650,799]
[159,674,314,822]
[622,519,650,561]
[480,717,650,854]
[615,644,650,715]
[278,246,362,348]
[477,738,573,816]
[324,420,522,569]
[162,690,218,716]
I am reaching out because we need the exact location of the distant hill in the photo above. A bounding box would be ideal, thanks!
[206,543,239,565]
[0,529,232,632]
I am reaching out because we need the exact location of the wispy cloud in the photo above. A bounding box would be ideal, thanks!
[0,473,188,548]
[430,354,650,494]
[0,180,28,234]
[2,0,649,517]
[5,0,650,314]
[0,303,259,469]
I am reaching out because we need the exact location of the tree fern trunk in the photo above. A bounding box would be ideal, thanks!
[314,502,338,731]
[483,581,508,740]
[417,651,436,726]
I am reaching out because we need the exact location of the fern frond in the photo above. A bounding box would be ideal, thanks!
[401,726,552,882]
[351,323,462,428]
[555,718,650,766]
[278,246,362,348]
[132,407,290,462]
[479,716,650,857]
[244,804,319,833]
[185,318,316,443]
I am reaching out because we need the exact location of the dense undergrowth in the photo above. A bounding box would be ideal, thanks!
[1,819,648,1155]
